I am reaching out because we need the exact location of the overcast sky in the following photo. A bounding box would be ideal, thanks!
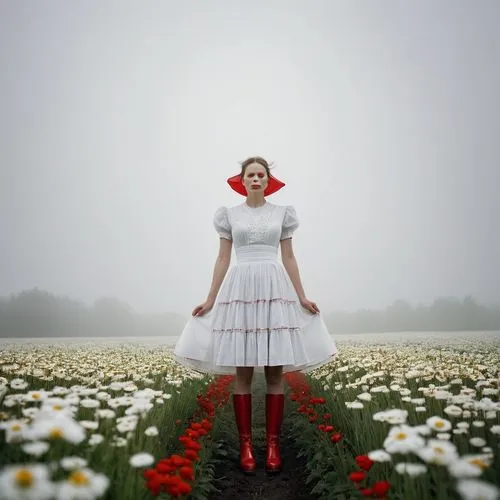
[1,1,499,316]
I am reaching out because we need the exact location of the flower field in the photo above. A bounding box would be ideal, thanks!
[0,343,231,499]
[286,336,500,499]
[0,335,499,499]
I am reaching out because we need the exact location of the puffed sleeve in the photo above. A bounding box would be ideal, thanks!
[280,205,299,240]
[213,206,232,240]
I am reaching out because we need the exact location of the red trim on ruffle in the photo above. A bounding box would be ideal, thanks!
[212,326,301,333]
[218,298,297,305]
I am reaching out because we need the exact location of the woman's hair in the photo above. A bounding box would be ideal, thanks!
[239,156,273,179]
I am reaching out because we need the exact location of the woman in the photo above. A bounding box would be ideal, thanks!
[174,156,337,475]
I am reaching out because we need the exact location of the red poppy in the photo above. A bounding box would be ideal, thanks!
[331,432,343,443]
[184,449,199,462]
[355,454,374,471]
[179,466,195,481]
[349,471,366,483]
[155,462,176,474]
[185,439,202,451]
[372,480,391,497]
[170,455,186,468]
[360,488,374,497]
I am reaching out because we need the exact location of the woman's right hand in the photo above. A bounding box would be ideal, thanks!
[192,299,214,317]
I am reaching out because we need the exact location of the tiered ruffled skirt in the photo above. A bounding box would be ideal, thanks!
[173,244,338,374]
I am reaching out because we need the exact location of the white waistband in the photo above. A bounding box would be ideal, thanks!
[235,244,278,263]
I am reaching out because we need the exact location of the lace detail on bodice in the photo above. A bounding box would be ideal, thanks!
[214,202,299,248]
[244,204,277,244]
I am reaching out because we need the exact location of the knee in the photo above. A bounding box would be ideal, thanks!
[265,367,283,386]
[236,367,254,385]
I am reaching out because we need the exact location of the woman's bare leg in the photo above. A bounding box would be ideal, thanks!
[234,367,254,393]
[264,365,284,393]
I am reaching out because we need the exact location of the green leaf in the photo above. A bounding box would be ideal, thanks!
[311,480,328,494]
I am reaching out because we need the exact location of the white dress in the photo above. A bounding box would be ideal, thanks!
[173,201,338,374]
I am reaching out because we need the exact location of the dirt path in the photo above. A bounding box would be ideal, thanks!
[210,375,317,500]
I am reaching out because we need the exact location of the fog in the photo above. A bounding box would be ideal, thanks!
[1,1,499,321]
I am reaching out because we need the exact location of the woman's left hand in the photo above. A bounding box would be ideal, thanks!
[300,297,320,314]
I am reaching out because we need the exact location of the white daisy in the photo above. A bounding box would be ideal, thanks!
[395,462,427,476]
[9,379,29,391]
[416,439,458,465]
[21,441,50,457]
[55,468,109,500]
[373,408,408,424]
[80,399,100,409]
[426,416,452,432]
[383,425,425,454]
[367,449,392,462]
[144,426,159,437]
[60,456,88,471]
[456,479,500,500]
[0,464,54,500]
[345,401,364,409]
[129,452,155,468]
[469,437,487,448]
[30,416,86,444]
[448,454,491,478]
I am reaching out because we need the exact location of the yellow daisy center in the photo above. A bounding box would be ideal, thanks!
[32,393,41,400]
[470,458,488,469]
[52,405,63,411]
[395,432,407,440]
[435,421,444,428]
[15,469,34,488]
[434,447,445,454]
[69,471,90,486]
[49,427,64,439]
[10,424,22,432]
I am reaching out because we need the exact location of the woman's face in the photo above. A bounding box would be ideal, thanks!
[241,163,269,194]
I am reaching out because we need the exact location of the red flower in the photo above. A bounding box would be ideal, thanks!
[179,465,195,481]
[331,432,343,443]
[372,480,391,497]
[184,439,202,451]
[184,449,199,461]
[155,461,177,474]
[201,419,212,431]
[309,397,326,404]
[323,425,334,433]
[360,488,374,497]
[323,413,331,420]
[170,455,187,468]
[355,454,374,471]
[176,480,192,494]
[143,469,157,480]
[349,471,366,483]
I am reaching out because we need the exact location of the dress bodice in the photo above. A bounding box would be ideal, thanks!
[213,202,299,249]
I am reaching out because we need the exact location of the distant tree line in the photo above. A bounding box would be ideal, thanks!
[0,289,499,338]
[325,297,500,333]
[0,288,186,338]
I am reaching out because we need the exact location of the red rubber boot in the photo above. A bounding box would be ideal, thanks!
[265,393,285,474]
[233,394,256,474]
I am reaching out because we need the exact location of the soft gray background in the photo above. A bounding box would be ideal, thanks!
[1,1,499,317]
